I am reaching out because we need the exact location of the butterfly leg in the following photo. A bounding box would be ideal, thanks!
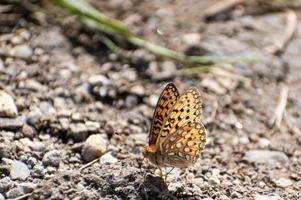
[164,167,174,182]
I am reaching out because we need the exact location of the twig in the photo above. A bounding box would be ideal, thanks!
[284,112,301,135]
[265,10,297,54]
[13,192,32,200]
[203,0,244,19]
[79,158,99,171]
[270,85,289,130]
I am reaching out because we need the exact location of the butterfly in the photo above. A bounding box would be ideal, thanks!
[142,83,206,174]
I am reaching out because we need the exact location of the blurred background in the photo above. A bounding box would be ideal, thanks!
[0,0,300,199]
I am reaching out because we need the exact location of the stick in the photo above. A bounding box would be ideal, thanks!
[79,158,99,171]
[265,10,297,54]
[270,85,289,130]
[203,0,244,19]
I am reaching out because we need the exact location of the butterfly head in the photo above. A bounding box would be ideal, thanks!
[142,145,158,164]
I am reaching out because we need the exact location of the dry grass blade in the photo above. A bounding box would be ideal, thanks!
[79,158,99,171]
[270,85,289,130]
[48,0,256,65]
[265,10,297,54]
[203,0,244,19]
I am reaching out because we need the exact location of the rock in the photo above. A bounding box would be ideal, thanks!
[6,182,36,199]
[19,79,45,92]
[27,108,43,126]
[202,198,214,200]
[85,121,100,132]
[0,116,25,130]
[0,177,13,192]
[272,178,292,188]
[88,74,110,86]
[0,91,18,118]
[182,33,202,46]
[32,164,44,178]
[10,44,33,58]
[220,195,230,200]
[129,84,145,96]
[258,138,271,148]
[100,152,118,165]
[148,94,158,107]
[53,97,66,109]
[168,182,183,192]
[125,95,139,108]
[39,101,55,114]
[21,124,35,138]
[10,160,30,180]
[68,123,89,142]
[146,61,178,81]
[245,150,289,165]
[0,142,14,158]
[208,175,220,185]
[255,194,282,200]
[42,150,61,167]
[19,138,45,152]
[129,133,147,146]
[82,134,108,162]
[0,193,4,200]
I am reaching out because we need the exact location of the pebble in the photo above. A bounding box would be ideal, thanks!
[68,123,89,142]
[32,164,44,178]
[0,116,25,130]
[125,95,139,108]
[81,134,108,162]
[202,198,214,200]
[100,152,118,165]
[148,95,158,107]
[88,74,110,86]
[20,138,45,152]
[146,61,178,81]
[42,150,61,167]
[0,193,4,200]
[219,194,230,200]
[254,194,282,200]
[6,182,36,199]
[10,44,33,58]
[168,182,183,192]
[272,178,292,188]
[245,150,288,165]
[19,79,45,92]
[10,160,30,180]
[129,84,145,96]
[85,121,100,132]
[0,177,13,192]
[0,142,13,158]
[0,91,18,118]
[182,33,202,46]
[208,175,220,185]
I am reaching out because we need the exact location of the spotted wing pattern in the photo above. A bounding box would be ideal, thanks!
[156,87,206,167]
[148,83,179,145]
[161,123,206,167]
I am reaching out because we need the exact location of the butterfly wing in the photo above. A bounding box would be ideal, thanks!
[148,83,179,146]
[160,122,206,167]
[156,87,206,167]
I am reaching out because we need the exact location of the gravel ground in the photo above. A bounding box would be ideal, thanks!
[0,1,300,200]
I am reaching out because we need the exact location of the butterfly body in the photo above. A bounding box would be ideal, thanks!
[143,83,206,169]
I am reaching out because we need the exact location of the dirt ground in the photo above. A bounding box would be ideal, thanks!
[0,0,301,200]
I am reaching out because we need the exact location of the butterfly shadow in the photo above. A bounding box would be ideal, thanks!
[139,173,179,200]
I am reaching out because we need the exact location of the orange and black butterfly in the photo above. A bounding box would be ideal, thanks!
[142,83,206,169]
